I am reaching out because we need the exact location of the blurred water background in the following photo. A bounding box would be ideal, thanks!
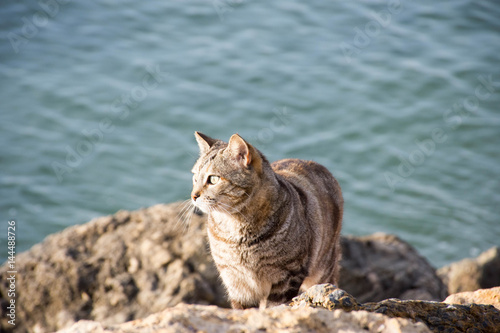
[1,0,499,267]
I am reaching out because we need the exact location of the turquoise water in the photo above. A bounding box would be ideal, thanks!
[1,1,499,267]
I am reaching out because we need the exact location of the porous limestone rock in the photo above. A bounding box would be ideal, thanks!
[290,283,360,311]
[58,303,431,333]
[438,246,500,294]
[292,284,500,333]
[61,284,500,333]
[444,286,500,311]
[339,234,447,302]
[0,203,227,333]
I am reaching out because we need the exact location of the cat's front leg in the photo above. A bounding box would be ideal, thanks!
[231,300,245,309]
[231,297,268,310]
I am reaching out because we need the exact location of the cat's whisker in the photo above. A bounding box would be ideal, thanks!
[175,199,191,225]
[183,204,196,234]
[178,199,193,221]
[216,201,237,211]
[206,205,215,222]
[216,202,249,224]
[177,199,196,233]
[214,203,233,217]
[218,202,247,219]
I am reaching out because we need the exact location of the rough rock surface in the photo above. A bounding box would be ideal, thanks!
[291,284,500,333]
[444,286,500,311]
[61,284,500,333]
[339,234,447,303]
[59,303,431,333]
[291,283,361,311]
[0,203,227,333]
[0,202,445,332]
[438,246,500,294]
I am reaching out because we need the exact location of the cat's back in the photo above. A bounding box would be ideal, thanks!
[271,158,342,200]
[271,158,343,288]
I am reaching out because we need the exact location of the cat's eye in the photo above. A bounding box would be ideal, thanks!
[207,175,220,185]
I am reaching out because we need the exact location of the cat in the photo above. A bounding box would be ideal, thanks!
[191,132,343,309]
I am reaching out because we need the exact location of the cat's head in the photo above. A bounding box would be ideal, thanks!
[191,132,266,214]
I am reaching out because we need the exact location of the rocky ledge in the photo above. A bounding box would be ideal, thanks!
[59,284,500,333]
[291,284,500,333]
[59,301,432,333]
[1,203,499,332]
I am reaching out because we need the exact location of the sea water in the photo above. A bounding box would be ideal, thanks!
[1,1,499,267]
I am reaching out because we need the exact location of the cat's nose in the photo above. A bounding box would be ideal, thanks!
[191,192,200,201]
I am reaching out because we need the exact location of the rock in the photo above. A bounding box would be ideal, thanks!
[444,286,500,311]
[363,299,500,333]
[0,203,448,332]
[339,233,447,302]
[293,284,500,333]
[290,283,360,311]
[0,203,228,333]
[58,303,431,333]
[437,246,500,294]
[362,299,500,333]
[61,284,500,333]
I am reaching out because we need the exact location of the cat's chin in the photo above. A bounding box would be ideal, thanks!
[192,202,209,214]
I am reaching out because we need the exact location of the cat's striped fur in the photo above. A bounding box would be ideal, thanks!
[191,132,343,309]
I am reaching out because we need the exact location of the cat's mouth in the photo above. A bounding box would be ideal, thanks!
[193,199,234,216]
[192,198,217,214]
[192,200,209,214]
[193,206,204,216]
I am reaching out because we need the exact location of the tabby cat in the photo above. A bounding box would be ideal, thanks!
[191,132,343,309]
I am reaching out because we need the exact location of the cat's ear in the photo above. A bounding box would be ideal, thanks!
[195,132,217,154]
[227,134,262,171]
